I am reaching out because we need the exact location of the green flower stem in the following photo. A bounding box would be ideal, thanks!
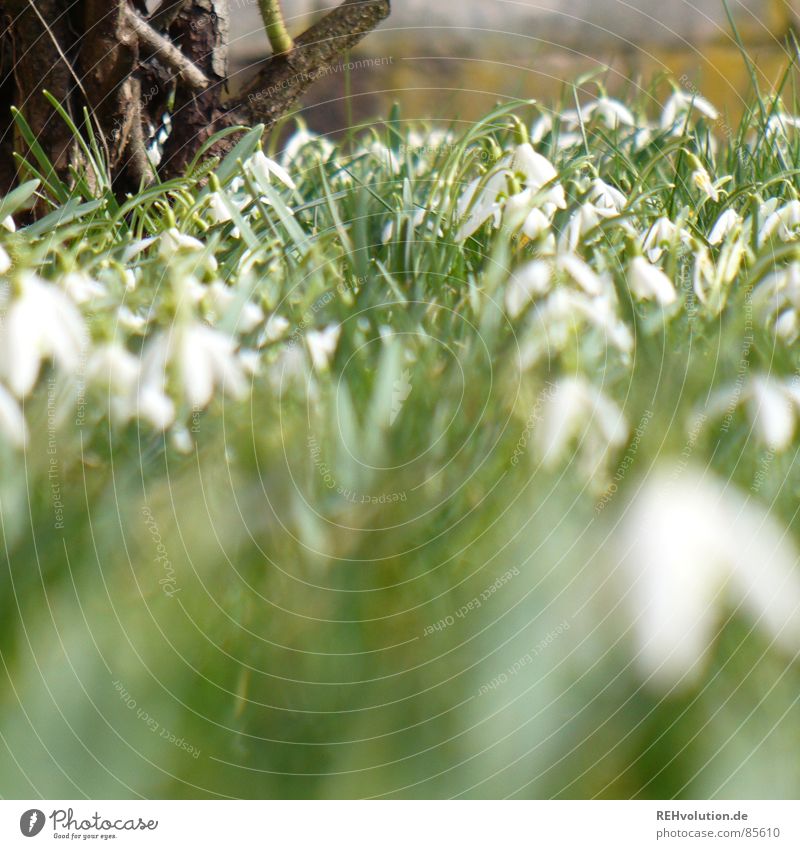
[258,0,294,55]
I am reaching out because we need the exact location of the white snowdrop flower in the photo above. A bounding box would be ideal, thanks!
[142,322,248,411]
[585,97,635,129]
[628,256,677,305]
[259,314,290,346]
[556,253,605,296]
[775,309,799,342]
[522,288,633,365]
[238,300,265,334]
[60,271,105,304]
[752,264,800,320]
[306,324,341,371]
[121,237,156,262]
[512,143,567,211]
[641,216,686,262]
[691,166,719,201]
[239,348,261,376]
[171,426,194,454]
[0,272,87,397]
[0,245,10,274]
[520,207,552,240]
[246,148,297,190]
[455,170,507,240]
[716,235,746,286]
[159,228,205,257]
[765,111,800,140]
[280,126,334,167]
[530,113,553,144]
[505,260,552,318]
[85,342,174,429]
[692,245,718,307]
[617,465,800,690]
[1,215,15,232]
[588,178,627,216]
[759,199,800,243]
[708,208,741,245]
[0,383,27,447]
[704,375,800,452]
[204,281,264,333]
[206,191,233,224]
[536,376,628,471]
[661,89,719,129]
[560,203,601,253]
[116,305,148,334]
[121,268,137,291]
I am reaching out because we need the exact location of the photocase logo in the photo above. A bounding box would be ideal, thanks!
[19,809,45,837]
[390,369,412,426]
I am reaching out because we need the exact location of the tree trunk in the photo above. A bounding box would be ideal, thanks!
[0,0,391,206]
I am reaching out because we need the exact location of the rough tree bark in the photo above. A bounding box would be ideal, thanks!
[0,0,391,205]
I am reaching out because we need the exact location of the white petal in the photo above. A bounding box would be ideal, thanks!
[0,383,27,446]
[748,377,795,451]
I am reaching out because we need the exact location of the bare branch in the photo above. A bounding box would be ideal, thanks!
[125,7,209,90]
[235,0,391,129]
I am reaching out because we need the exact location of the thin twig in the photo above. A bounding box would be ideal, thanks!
[125,7,209,90]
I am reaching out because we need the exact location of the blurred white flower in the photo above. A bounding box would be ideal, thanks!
[0,272,87,397]
[117,305,148,334]
[505,260,552,318]
[203,281,264,333]
[306,325,341,371]
[557,253,605,297]
[588,178,627,216]
[141,322,248,411]
[536,376,628,473]
[0,383,27,446]
[60,271,105,304]
[661,90,719,129]
[759,199,800,243]
[246,149,297,190]
[765,111,800,140]
[159,228,205,258]
[87,342,174,430]
[258,314,290,346]
[455,170,507,240]
[511,143,567,212]
[0,245,10,274]
[560,203,602,253]
[628,256,677,305]
[691,165,719,201]
[525,288,632,361]
[584,97,635,129]
[641,216,688,262]
[703,374,800,451]
[280,125,334,167]
[206,191,233,224]
[617,465,800,690]
[692,245,721,310]
[708,208,740,245]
